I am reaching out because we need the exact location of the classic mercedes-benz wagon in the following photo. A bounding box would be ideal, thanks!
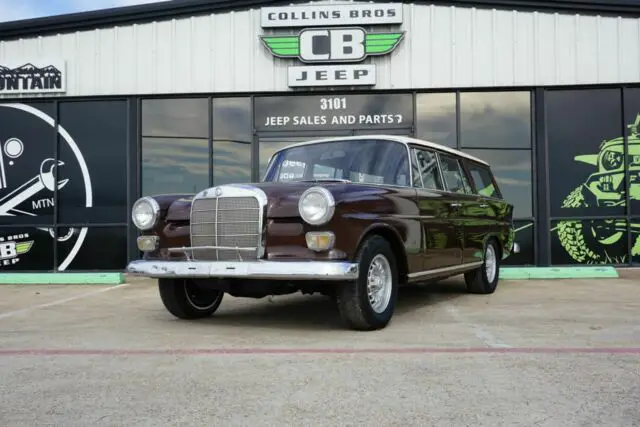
[126,135,518,331]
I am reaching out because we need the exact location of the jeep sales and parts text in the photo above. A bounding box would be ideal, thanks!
[262,96,405,128]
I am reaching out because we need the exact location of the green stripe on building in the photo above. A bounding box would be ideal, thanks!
[0,273,125,285]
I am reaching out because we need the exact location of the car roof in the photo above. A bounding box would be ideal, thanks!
[277,134,490,166]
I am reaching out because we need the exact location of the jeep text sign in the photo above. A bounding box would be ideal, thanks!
[254,94,413,131]
[261,4,403,28]
[288,65,375,87]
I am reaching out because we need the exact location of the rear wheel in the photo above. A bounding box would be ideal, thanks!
[464,238,500,294]
[158,278,224,319]
[335,235,399,331]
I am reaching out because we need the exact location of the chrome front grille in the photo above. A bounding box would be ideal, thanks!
[190,195,262,261]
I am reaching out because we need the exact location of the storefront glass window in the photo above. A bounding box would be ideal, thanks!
[141,137,208,196]
[622,88,640,216]
[141,98,210,196]
[460,91,532,149]
[141,98,209,138]
[502,220,535,266]
[547,89,625,219]
[461,149,533,218]
[58,100,129,224]
[0,102,55,227]
[415,93,457,148]
[212,97,252,186]
[551,219,629,265]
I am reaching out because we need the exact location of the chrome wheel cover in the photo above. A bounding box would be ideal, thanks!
[367,254,393,314]
[485,244,497,283]
[184,280,221,310]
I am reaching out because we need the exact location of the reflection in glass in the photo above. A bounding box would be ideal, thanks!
[264,139,409,186]
[462,149,532,218]
[142,137,208,196]
[141,98,209,138]
[415,93,456,148]
[460,91,531,148]
[212,97,253,185]
[214,140,251,185]
[212,97,252,142]
[551,218,628,265]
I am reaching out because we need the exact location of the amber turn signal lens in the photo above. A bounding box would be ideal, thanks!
[137,236,159,252]
[305,231,335,252]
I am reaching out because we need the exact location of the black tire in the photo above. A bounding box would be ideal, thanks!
[335,235,399,331]
[158,278,224,319]
[464,238,500,295]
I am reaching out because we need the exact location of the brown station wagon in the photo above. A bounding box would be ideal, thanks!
[126,135,519,331]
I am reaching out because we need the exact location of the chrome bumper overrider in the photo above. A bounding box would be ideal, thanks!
[125,259,359,280]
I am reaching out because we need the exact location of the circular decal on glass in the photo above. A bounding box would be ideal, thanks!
[0,103,92,270]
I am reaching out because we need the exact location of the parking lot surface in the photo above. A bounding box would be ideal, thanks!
[0,274,639,426]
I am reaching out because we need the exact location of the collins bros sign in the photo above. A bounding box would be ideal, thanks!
[260,4,405,88]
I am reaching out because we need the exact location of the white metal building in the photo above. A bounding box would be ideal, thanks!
[0,0,639,272]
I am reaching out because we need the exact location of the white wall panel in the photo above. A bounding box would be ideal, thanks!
[1,1,640,98]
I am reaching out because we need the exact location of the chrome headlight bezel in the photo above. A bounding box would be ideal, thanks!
[298,186,336,226]
[131,196,160,231]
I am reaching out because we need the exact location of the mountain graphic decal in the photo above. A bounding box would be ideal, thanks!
[0,63,64,93]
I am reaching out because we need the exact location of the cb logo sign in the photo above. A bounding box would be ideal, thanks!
[261,26,404,64]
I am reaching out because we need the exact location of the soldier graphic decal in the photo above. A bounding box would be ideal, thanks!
[0,103,92,270]
[554,114,640,264]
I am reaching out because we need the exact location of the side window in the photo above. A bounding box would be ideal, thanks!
[439,154,472,194]
[412,148,444,190]
[467,162,501,198]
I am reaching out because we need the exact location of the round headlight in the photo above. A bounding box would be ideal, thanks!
[131,197,160,231]
[298,187,335,226]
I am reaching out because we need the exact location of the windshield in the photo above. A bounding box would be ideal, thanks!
[263,139,410,186]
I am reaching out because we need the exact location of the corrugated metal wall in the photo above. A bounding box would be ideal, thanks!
[1,1,639,98]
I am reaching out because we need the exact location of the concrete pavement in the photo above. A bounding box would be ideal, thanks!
[0,275,638,426]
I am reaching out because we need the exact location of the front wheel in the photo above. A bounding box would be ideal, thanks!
[464,238,500,294]
[158,278,224,319]
[335,235,399,331]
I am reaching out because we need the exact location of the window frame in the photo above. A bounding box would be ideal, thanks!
[462,158,504,200]
[410,146,445,191]
[437,152,474,195]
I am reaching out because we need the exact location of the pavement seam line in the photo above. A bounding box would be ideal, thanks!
[0,283,130,320]
[445,303,511,348]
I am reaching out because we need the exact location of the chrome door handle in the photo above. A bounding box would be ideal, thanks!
[479,203,489,208]
[449,203,462,208]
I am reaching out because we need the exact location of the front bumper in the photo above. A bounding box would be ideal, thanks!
[125,259,359,281]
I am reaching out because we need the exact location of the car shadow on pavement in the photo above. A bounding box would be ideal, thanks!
[194,276,468,331]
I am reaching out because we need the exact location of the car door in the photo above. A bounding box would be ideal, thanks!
[410,146,463,271]
[462,159,510,263]
[436,153,484,266]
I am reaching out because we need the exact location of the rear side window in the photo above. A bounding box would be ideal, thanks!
[467,162,502,198]
[438,154,472,194]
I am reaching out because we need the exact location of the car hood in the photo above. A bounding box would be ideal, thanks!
[163,181,395,221]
